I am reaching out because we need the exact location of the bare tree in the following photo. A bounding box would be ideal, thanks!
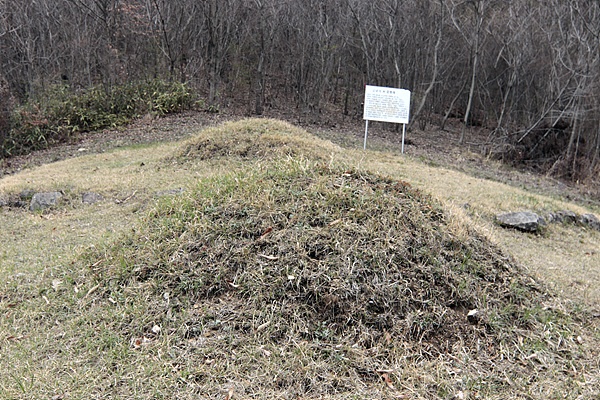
[410,0,444,129]
[1,0,599,180]
[446,0,492,142]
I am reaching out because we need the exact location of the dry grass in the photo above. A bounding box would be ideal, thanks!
[174,118,341,163]
[1,118,599,399]
[365,157,600,305]
[80,155,598,398]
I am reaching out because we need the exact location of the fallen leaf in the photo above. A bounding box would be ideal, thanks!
[382,373,396,390]
[384,331,392,345]
[227,281,240,289]
[83,284,100,300]
[261,347,272,357]
[6,335,27,341]
[131,336,153,349]
[256,321,271,332]
[225,386,234,400]
[52,279,63,291]
[259,227,273,240]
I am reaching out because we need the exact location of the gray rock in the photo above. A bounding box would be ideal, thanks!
[82,192,104,204]
[578,213,600,231]
[20,189,36,200]
[557,210,578,223]
[496,211,546,232]
[467,309,482,324]
[30,192,63,211]
[545,212,559,223]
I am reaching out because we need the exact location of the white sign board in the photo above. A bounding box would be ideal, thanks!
[362,85,411,152]
[363,85,410,124]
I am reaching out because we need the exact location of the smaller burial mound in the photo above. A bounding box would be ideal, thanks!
[173,118,340,162]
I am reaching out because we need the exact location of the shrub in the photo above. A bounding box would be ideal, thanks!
[1,80,195,157]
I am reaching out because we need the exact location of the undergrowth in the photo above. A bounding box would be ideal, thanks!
[1,79,194,157]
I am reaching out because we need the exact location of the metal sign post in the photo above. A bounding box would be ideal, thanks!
[401,123,406,154]
[363,85,411,152]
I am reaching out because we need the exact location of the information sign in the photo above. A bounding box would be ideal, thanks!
[363,85,410,124]
[362,85,411,152]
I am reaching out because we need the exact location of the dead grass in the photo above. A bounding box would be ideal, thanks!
[174,118,341,163]
[1,118,599,399]
[366,157,600,305]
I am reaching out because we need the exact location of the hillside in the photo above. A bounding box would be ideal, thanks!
[0,118,598,399]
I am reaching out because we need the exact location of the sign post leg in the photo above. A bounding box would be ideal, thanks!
[401,123,406,154]
[364,120,369,150]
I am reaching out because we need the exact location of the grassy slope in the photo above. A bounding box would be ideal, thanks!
[368,157,600,304]
[0,118,598,399]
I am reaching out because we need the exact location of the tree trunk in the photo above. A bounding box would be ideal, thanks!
[410,0,443,130]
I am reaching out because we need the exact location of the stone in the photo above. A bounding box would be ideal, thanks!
[496,211,546,232]
[545,212,559,223]
[578,213,600,231]
[557,210,578,223]
[30,192,63,211]
[544,210,600,231]
[467,309,482,324]
[20,189,36,200]
[82,192,104,204]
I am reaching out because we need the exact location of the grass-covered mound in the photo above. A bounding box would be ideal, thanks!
[174,118,340,162]
[83,155,597,398]
[100,161,535,346]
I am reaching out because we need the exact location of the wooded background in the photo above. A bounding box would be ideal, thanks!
[1,0,599,181]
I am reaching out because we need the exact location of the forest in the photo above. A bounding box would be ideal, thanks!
[1,0,599,181]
